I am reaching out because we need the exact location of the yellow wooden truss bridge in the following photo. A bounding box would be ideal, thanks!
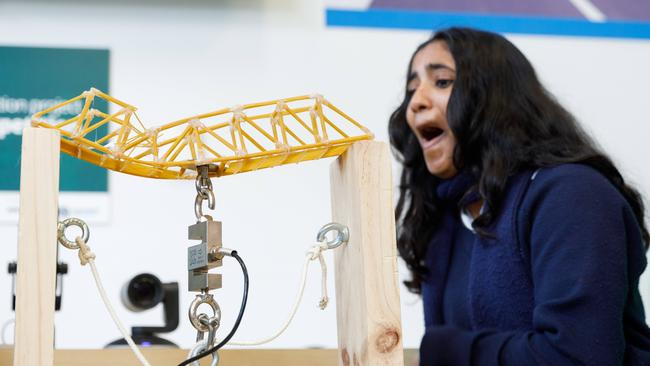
[31,88,373,179]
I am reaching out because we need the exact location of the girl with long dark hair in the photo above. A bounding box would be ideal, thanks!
[389,27,650,365]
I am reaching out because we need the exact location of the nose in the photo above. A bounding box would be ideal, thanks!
[408,83,432,114]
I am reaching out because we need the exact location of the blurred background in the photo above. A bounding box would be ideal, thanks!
[0,0,649,351]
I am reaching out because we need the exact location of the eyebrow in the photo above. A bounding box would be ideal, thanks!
[408,63,456,82]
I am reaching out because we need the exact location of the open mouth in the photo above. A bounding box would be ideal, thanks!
[418,125,444,142]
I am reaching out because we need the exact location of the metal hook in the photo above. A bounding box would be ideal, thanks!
[205,188,215,210]
[194,190,215,221]
[316,222,349,250]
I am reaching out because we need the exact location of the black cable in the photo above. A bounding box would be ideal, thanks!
[178,251,249,366]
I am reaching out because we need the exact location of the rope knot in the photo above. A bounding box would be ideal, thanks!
[306,242,328,261]
[319,296,329,310]
[75,237,96,266]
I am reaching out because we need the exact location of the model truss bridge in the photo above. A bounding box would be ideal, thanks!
[31,88,373,179]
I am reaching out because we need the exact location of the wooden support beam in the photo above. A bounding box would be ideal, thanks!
[14,127,60,366]
[330,141,403,366]
[0,347,419,366]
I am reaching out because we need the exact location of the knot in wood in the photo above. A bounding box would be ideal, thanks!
[341,348,350,366]
[375,327,400,353]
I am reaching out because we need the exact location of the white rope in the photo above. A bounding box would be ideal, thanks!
[70,231,332,353]
[226,241,330,346]
[310,243,330,310]
[1,318,14,345]
[73,237,152,366]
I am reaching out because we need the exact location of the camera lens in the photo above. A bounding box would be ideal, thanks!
[121,273,164,312]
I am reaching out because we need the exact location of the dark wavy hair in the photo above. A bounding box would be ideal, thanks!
[389,27,649,294]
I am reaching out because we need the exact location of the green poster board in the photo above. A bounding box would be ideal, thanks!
[0,46,109,192]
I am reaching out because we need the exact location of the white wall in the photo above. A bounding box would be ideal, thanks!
[0,0,649,350]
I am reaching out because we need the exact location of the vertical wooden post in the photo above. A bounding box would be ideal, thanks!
[330,141,403,366]
[14,127,60,366]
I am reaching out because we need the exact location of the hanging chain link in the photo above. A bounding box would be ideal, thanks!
[194,165,216,221]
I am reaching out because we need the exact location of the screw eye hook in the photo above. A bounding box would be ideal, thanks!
[189,294,221,333]
[316,222,349,250]
[57,218,90,249]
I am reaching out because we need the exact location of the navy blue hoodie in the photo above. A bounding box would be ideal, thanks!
[420,164,650,365]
